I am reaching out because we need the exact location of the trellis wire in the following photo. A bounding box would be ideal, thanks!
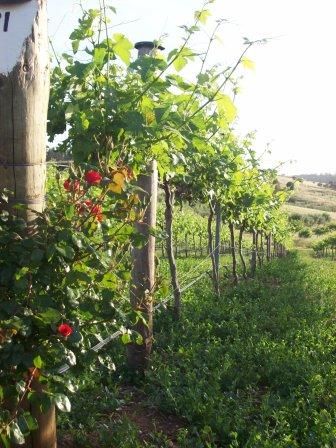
[155,245,278,310]
[164,241,229,291]
[154,271,209,311]
[155,241,227,307]
[57,242,286,375]
[56,264,210,375]
[159,243,276,295]
[57,330,123,374]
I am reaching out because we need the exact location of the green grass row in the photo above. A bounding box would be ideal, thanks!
[148,254,336,447]
[59,253,336,447]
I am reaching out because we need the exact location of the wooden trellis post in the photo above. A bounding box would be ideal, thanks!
[0,0,54,446]
[0,0,49,220]
[128,41,162,371]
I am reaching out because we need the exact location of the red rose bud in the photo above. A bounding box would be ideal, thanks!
[76,201,103,221]
[64,179,71,191]
[85,170,102,185]
[91,204,103,222]
[58,323,73,338]
[64,179,81,192]
[73,180,81,192]
[76,199,92,214]
[91,204,102,215]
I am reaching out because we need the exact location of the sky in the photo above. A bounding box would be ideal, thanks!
[47,0,336,175]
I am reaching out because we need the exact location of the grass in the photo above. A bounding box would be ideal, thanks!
[58,253,336,447]
[147,254,336,447]
[284,204,336,220]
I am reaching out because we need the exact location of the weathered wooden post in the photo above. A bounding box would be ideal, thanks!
[0,0,49,220]
[128,41,162,371]
[0,0,54,446]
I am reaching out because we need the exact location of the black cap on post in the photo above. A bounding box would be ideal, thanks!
[0,0,32,3]
[135,41,165,57]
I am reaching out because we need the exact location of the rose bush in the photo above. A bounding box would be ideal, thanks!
[0,165,142,446]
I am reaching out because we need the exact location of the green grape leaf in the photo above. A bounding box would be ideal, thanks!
[113,33,133,65]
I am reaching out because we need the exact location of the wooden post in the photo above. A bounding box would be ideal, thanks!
[0,1,54,446]
[129,160,157,371]
[0,0,49,221]
[260,232,264,265]
[128,42,161,372]
[28,380,57,448]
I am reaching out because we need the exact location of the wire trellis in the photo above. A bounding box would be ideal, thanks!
[56,235,286,375]
[56,245,220,375]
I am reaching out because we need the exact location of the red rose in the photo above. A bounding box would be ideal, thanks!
[58,323,73,338]
[64,179,81,192]
[85,170,102,185]
[63,179,72,191]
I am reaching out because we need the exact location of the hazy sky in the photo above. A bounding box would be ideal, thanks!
[47,0,336,175]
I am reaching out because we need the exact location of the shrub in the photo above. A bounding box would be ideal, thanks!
[314,227,328,236]
[0,166,139,445]
[298,228,312,238]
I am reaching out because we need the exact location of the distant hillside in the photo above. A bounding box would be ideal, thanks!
[294,173,336,184]
[279,175,336,216]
